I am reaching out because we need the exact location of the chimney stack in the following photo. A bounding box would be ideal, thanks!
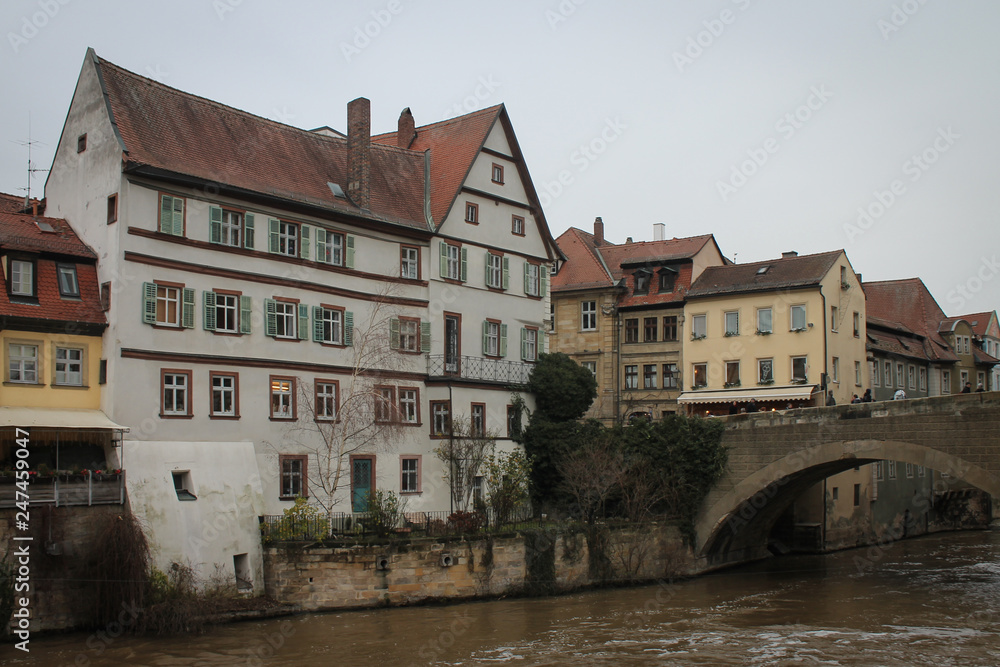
[781,251,798,259]
[653,222,665,241]
[397,107,416,149]
[593,217,604,245]
[347,97,371,210]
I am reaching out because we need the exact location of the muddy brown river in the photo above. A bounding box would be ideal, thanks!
[2,530,999,665]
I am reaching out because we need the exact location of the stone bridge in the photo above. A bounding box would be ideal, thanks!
[695,392,1000,569]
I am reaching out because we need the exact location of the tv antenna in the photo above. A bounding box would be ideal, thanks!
[12,114,49,208]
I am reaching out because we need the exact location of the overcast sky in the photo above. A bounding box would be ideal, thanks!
[2,0,998,316]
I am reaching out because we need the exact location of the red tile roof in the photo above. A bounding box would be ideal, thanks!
[550,228,614,292]
[687,250,843,298]
[0,209,97,259]
[865,327,930,362]
[0,193,31,214]
[956,311,998,338]
[93,52,428,230]
[862,278,958,362]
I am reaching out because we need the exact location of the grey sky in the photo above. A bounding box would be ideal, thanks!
[2,0,998,315]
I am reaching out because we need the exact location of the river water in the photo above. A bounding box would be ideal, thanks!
[3,529,999,666]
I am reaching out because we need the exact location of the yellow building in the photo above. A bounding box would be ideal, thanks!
[678,250,867,414]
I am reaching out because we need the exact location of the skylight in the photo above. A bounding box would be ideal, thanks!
[756,266,770,275]
[35,219,56,233]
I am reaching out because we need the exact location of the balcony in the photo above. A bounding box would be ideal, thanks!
[0,471,126,508]
[427,355,532,386]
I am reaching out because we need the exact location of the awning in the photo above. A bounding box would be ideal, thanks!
[676,384,818,405]
[0,407,130,431]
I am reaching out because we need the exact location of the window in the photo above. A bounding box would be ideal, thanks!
[790,305,806,331]
[55,347,83,386]
[884,361,892,387]
[624,365,638,389]
[270,376,295,420]
[644,364,657,389]
[143,282,194,329]
[691,314,707,339]
[918,465,925,477]
[209,207,245,248]
[908,365,915,390]
[830,306,839,332]
[269,219,298,256]
[960,370,969,388]
[265,299,307,340]
[161,370,191,417]
[107,194,117,224]
[644,317,657,342]
[853,484,860,507]
[101,282,111,311]
[49,264,78,299]
[905,462,914,479]
[874,460,884,481]
[855,361,862,386]
[276,301,297,339]
[634,271,650,294]
[393,317,418,353]
[521,327,538,362]
[581,301,597,331]
[465,202,478,224]
[658,270,676,292]
[873,361,880,387]
[210,372,238,418]
[159,194,185,236]
[724,311,739,336]
[791,356,808,382]
[491,163,504,184]
[662,316,678,341]
[832,487,839,501]
[279,455,307,499]
[897,363,904,388]
[431,400,451,436]
[401,245,419,279]
[77,133,87,152]
[831,357,840,383]
[757,308,772,334]
[624,318,639,343]
[204,291,245,334]
[486,252,507,289]
[888,460,897,480]
[759,358,773,384]
[9,259,34,297]
[662,363,679,389]
[692,363,707,388]
[157,284,181,327]
[172,471,197,501]
[524,262,541,296]
[471,403,485,436]
[375,386,396,423]
[440,242,465,281]
[483,320,503,357]
[582,361,597,375]
[511,215,524,236]
[9,344,38,383]
[400,456,421,493]
[314,306,347,345]
[399,388,418,424]
[853,312,860,337]
[942,370,951,394]
[725,361,740,386]
[315,380,338,420]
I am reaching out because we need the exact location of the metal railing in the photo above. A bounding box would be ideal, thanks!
[426,355,532,385]
[0,471,126,508]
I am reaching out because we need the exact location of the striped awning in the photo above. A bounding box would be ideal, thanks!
[676,384,818,405]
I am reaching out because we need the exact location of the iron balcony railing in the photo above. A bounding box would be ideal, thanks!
[0,471,126,508]
[426,355,532,386]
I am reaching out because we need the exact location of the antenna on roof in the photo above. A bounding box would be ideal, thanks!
[12,113,49,206]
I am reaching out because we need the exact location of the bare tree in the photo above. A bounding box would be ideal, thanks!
[434,417,497,512]
[558,432,625,525]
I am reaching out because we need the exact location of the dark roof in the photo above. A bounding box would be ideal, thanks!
[687,250,843,298]
[959,311,996,337]
[862,278,958,362]
[93,51,429,231]
[0,207,97,259]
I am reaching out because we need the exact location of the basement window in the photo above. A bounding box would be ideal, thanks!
[172,470,197,501]
[234,553,252,592]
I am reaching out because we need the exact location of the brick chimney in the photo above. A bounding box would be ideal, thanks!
[593,217,604,245]
[781,251,798,259]
[347,97,371,210]
[397,107,416,149]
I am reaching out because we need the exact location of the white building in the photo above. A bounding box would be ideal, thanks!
[42,49,560,591]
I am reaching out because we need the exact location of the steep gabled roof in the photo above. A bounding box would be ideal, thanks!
[957,311,999,338]
[862,278,958,362]
[90,50,428,230]
[687,250,843,298]
[0,204,97,260]
[550,227,615,292]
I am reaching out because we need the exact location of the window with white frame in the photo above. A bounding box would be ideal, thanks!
[55,347,83,386]
[57,264,79,298]
[399,388,418,424]
[465,202,478,224]
[511,215,524,235]
[897,363,904,388]
[692,363,707,388]
[9,260,34,297]
[919,367,927,391]
[315,307,343,345]
[884,361,892,387]
[724,311,739,336]
[400,456,420,493]
[757,308,772,334]
[211,373,237,417]
[431,401,451,436]
[873,361,880,387]
[316,381,337,420]
[316,230,345,266]
[157,285,182,327]
[791,356,808,381]
[908,365,915,389]
[855,361,862,386]
[487,253,504,289]
[522,327,538,362]
[644,364,657,389]
[624,365,638,389]
[691,314,707,339]
[397,318,419,353]
[214,293,239,333]
[831,357,840,383]
[274,301,297,339]
[484,320,501,357]
[791,305,806,330]
[444,243,462,280]
[209,208,243,247]
[830,306,839,332]
[942,370,951,393]
[276,221,298,256]
[471,403,485,436]
[9,343,38,383]
[662,363,679,389]
[581,301,597,331]
[270,377,295,419]
[582,361,597,376]
[162,371,190,416]
[888,460,897,480]
[524,262,540,296]
[375,386,396,423]
[401,246,419,279]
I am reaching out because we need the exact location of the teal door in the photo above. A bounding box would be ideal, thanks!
[352,457,373,512]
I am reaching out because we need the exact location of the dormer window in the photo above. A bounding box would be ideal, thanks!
[658,267,677,293]
[634,270,651,295]
[9,259,35,297]
[57,264,80,298]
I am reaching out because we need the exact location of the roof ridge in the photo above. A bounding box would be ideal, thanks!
[373,105,504,141]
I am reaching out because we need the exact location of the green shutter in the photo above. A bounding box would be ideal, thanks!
[264,298,277,337]
[345,235,355,268]
[142,282,157,324]
[300,225,311,259]
[523,263,530,294]
[181,288,195,328]
[203,291,216,331]
[298,303,309,340]
[244,213,255,249]
[159,196,172,234]
[240,295,252,334]
[484,251,492,286]
[344,311,354,346]
[540,268,548,298]
[209,205,223,244]
[268,218,280,253]
[502,257,509,290]
[460,247,468,282]
[439,241,448,278]
[520,327,528,360]
[421,321,431,353]
[315,228,327,263]
[500,324,508,358]
[313,306,324,342]
[482,320,490,355]
[171,198,184,236]
[390,318,400,350]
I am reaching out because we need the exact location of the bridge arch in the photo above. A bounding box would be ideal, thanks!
[695,438,1000,569]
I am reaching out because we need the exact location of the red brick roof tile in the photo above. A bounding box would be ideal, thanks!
[956,311,998,338]
[0,208,97,259]
[687,250,842,298]
[862,278,957,362]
